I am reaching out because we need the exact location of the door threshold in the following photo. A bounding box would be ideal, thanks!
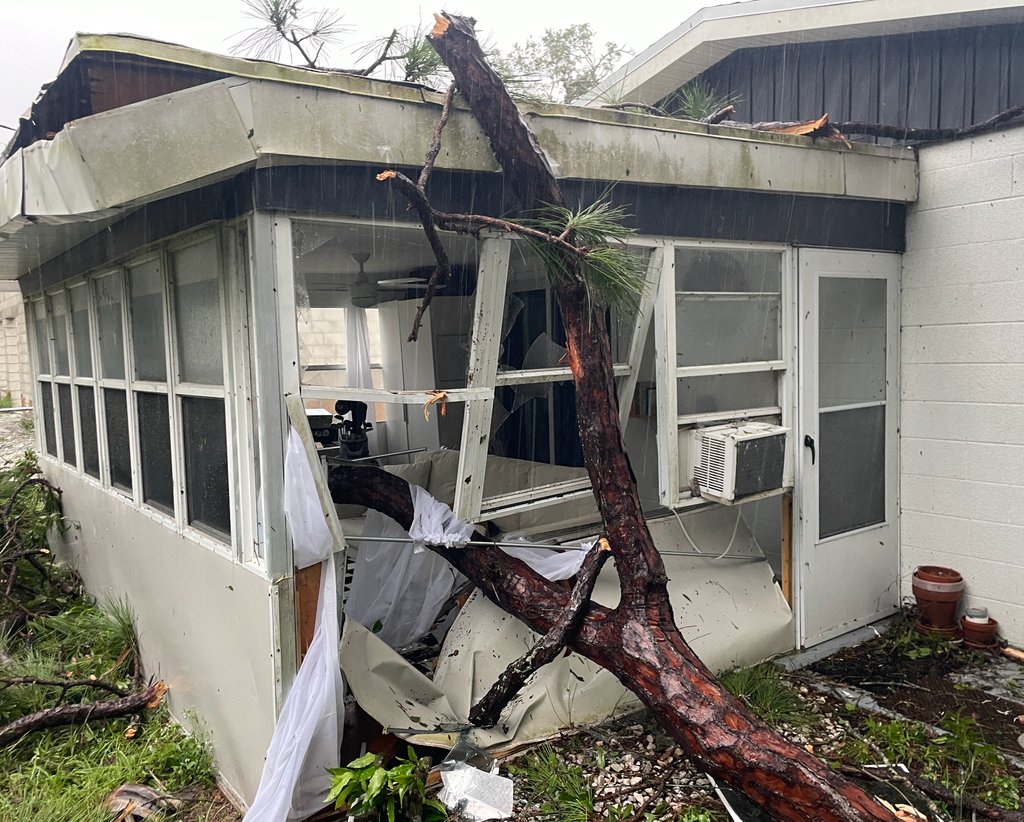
[777,616,896,672]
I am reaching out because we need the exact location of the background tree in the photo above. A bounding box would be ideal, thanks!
[492,23,631,103]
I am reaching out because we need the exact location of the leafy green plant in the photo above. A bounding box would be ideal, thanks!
[720,662,814,727]
[510,744,594,822]
[661,77,742,121]
[326,747,445,822]
[881,612,954,660]
[0,391,13,409]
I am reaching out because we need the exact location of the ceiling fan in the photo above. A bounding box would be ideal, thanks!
[306,254,441,308]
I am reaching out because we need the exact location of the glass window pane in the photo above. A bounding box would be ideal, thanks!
[39,381,56,457]
[129,259,167,382]
[50,293,71,377]
[182,396,230,537]
[69,286,93,378]
[675,248,782,292]
[57,383,76,467]
[78,385,99,479]
[94,276,126,380]
[172,240,223,385]
[104,388,132,492]
[677,371,778,416]
[819,277,886,408]
[819,405,885,538]
[33,300,50,374]
[138,393,173,513]
[676,296,780,367]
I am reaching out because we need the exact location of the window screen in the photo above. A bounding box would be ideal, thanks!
[104,389,132,492]
[57,383,76,467]
[40,383,56,457]
[94,277,125,380]
[138,393,173,513]
[172,240,224,385]
[78,386,100,479]
[129,260,167,382]
[182,396,230,536]
[70,286,93,378]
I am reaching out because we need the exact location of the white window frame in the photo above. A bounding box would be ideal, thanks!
[654,239,795,509]
[26,224,249,562]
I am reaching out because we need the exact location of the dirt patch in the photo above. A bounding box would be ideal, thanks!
[876,671,1024,755]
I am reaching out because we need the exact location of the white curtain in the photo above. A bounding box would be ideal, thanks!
[345,307,378,453]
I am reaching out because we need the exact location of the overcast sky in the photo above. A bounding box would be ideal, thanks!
[0,0,731,132]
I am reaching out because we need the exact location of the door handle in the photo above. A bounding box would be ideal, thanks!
[804,434,816,465]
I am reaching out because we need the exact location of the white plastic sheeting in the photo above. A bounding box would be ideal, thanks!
[244,429,344,821]
[344,506,465,649]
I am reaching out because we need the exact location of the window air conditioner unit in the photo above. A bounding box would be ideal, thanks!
[689,422,789,504]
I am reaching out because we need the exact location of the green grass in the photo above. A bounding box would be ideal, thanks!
[510,744,595,822]
[0,584,216,819]
[846,712,1020,812]
[719,662,815,728]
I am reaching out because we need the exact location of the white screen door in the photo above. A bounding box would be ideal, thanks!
[797,249,900,646]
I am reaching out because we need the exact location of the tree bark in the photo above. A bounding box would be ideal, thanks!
[332,13,901,822]
[0,680,167,748]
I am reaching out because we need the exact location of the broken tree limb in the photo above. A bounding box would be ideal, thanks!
[0,675,129,698]
[0,680,167,748]
[601,102,671,117]
[469,538,612,727]
[700,105,735,125]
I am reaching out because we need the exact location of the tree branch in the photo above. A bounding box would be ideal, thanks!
[419,83,457,190]
[601,102,670,117]
[351,29,399,77]
[469,538,612,727]
[0,675,129,698]
[700,105,735,125]
[0,681,167,748]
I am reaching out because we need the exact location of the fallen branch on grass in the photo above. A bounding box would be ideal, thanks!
[0,680,167,748]
[0,675,129,698]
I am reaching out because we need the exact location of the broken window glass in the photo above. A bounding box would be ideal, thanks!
[57,383,75,467]
[182,396,230,537]
[69,285,93,378]
[40,382,56,457]
[78,385,100,479]
[50,292,71,377]
[104,389,132,492]
[172,239,224,385]
[129,259,167,383]
[137,392,173,513]
[94,275,125,381]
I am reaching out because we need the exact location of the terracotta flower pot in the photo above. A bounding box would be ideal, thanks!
[961,615,999,648]
[912,566,964,628]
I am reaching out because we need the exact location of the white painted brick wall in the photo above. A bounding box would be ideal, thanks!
[902,123,1024,645]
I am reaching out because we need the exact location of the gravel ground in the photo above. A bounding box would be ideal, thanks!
[0,409,34,467]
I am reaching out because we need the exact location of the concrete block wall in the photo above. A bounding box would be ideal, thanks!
[0,288,30,406]
[901,124,1024,644]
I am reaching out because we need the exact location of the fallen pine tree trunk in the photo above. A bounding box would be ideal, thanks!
[330,13,902,822]
[0,680,167,748]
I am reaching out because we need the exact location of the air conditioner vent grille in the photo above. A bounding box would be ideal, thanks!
[699,436,728,496]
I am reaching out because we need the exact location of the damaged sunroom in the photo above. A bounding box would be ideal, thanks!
[0,33,915,804]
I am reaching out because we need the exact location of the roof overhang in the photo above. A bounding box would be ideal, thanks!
[580,0,1024,106]
[0,34,918,281]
